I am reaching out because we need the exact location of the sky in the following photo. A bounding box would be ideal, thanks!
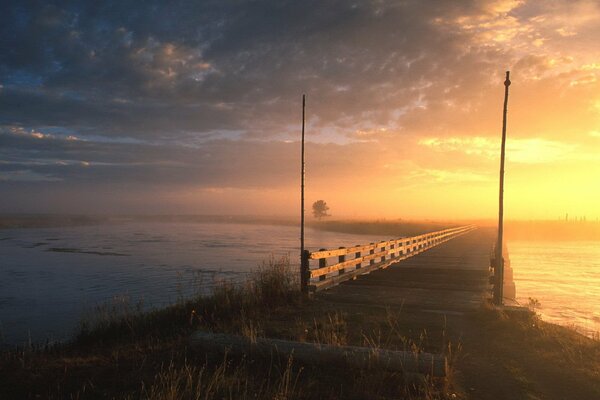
[1,0,599,220]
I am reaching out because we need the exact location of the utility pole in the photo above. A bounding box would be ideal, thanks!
[300,94,309,293]
[494,71,511,305]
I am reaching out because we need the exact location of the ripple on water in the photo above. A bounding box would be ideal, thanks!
[45,247,130,256]
[0,222,388,345]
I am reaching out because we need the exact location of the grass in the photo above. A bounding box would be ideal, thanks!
[452,303,600,399]
[73,255,301,347]
[3,255,598,399]
[0,256,450,399]
[131,355,303,400]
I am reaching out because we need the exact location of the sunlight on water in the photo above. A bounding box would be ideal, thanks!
[510,241,600,338]
[3,224,598,346]
[0,222,390,346]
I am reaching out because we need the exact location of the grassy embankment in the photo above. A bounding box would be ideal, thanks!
[2,219,600,399]
[307,220,454,238]
[2,256,599,399]
[4,214,600,242]
[311,218,600,241]
[456,304,600,399]
[1,257,453,399]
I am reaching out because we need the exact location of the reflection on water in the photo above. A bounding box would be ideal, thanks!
[0,222,390,346]
[511,241,600,338]
[3,224,597,345]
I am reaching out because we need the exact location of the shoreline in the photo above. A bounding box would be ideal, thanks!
[2,259,599,399]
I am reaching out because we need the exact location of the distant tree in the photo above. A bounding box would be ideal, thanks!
[312,200,331,220]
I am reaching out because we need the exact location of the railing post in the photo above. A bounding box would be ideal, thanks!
[338,247,346,275]
[355,245,361,269]
[301,249,310,294]
[319,248,327,281]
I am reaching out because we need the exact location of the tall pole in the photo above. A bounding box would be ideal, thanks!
[495,71,511,305]
[300,94,308,293]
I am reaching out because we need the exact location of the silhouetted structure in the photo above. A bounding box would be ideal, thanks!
[494,71,511,306]
[300,94,309,293]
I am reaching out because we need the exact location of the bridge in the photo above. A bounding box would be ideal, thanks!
[193,225,517,381]
[301,225,515,310]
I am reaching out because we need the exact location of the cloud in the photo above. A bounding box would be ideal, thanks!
[1,0,516,142]
[0,0,599,214]
[419,136,577,164]
[0,169,61,182]
[419,137,499,158]
[411,168,492,184]
[3,0,594,145]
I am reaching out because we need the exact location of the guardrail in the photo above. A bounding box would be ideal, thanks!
[301,225,477,293]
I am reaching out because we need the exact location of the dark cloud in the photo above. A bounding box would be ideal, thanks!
[0,0,498,140]
[0,125,388,191]
[1,0,597,214]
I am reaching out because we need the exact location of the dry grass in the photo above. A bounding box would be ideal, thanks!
[73,255,300,346]
[134,355,302,400]
[1,257,458,399]
[309,312,348,346]
[453,303,600,399]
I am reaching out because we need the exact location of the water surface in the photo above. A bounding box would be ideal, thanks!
[510,240,600,337]
[0,222,389,346]
[3,224,598,345]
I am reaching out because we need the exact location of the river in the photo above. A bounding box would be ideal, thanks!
[0,222,389,346]
[2,223,598,346]
[510,240,600,338]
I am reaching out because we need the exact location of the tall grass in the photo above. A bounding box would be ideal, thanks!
[136,355,302,400]
[75,255,299,346]
[211,255,299,314]
[2,256,457,399]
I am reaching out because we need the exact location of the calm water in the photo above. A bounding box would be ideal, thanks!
[0,222,389,346]
[2,225,598,346]
[510,241,600,337]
